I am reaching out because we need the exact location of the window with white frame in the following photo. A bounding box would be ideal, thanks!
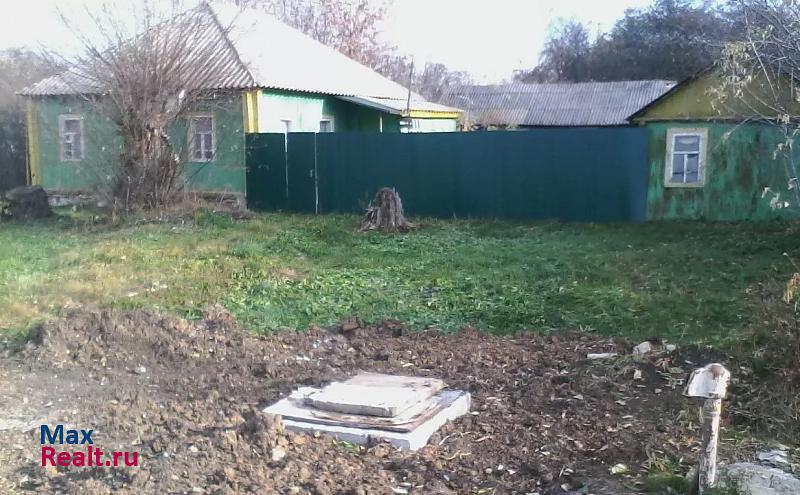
[665,128,707,187]
[59,115,84,161]
[319,116,334,133]
[189,114,215,162]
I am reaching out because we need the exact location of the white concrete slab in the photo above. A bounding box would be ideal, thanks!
[305,373,445,418]
[279,390,470,451]
[264,386,447,432]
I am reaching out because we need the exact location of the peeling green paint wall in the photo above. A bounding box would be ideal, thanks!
[32,97,121,191]
[170,93,246,194]
[28,93,246,194]
[645,121,799,220]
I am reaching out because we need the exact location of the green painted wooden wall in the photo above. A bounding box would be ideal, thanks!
[31,97,121,191]
[169,93,247,193]
[645,122,799,220]
[28,93,246,194]
[256,89,402,133]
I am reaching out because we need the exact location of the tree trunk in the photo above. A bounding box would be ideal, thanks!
[115,124,181,212]
[360,187,417,232]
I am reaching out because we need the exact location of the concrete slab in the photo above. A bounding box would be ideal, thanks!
[279,390,470,451]
[304,373,445,418]
[264,386,450,432]
[722,463,800,495]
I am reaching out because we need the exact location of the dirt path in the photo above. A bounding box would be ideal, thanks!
[0,308,714,494]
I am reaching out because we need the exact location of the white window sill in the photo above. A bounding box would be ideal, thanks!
[664,182,705,189]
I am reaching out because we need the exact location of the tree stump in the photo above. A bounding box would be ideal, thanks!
[2,185,51,220]
[360,187,417,232]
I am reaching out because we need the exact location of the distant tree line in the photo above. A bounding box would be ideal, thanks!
[517,0,744,83]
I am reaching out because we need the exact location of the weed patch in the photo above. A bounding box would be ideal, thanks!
[1,214,798,347]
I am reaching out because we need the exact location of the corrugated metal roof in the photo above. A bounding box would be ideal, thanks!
[20,2,458,116]
[441,80,676,127]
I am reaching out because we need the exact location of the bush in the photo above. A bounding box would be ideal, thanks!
[728,272,800,444]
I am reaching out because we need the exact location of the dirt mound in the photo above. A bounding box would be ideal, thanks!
[24,307,248,372]
[2,308,713,494]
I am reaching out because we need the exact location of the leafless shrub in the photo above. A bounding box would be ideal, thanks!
[46,1,234,212]
[714,0,800,211]
[726,256,800,444]
[710,4,800,441]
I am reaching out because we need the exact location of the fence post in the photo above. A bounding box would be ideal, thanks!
[314,133,319,214]
[684,363,730,494]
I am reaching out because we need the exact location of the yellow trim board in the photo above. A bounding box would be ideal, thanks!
[243,90,260,133]
[408,110,461,119]
[26,98,40,185]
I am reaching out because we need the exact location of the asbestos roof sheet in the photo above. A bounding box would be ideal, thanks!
[211,3,409,100]
[21,4,253,96]
[21,2,460,116]
[339,95,461,115]
[442,80,676,127]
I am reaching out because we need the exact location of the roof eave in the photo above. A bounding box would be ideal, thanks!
[337,95,404,115]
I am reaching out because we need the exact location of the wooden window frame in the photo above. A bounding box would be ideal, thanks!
[59,114,85,162]
[188,113,216,163]
[664,127,708,188]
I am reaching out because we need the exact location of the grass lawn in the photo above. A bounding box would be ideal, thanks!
[1,211,798,346]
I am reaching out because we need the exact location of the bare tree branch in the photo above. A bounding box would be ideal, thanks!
[716,0,800,209]
[44,1,237,212]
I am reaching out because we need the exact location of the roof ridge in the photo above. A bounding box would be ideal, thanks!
[201,1,257,88]
[440,79,676,126]
[21,0,446,107]
[208,1,420,100]
[462,79,676,89]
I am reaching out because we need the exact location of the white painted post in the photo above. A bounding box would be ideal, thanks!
[684,363,730,494]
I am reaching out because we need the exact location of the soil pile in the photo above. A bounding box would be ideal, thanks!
[2,308,711,494]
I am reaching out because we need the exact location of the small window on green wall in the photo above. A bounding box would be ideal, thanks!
[189,114,215,162]
[59,115,84,161]
[665,128,708,188]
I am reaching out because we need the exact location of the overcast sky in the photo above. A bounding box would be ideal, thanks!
[0,0,654,83]
[381,0,654,82]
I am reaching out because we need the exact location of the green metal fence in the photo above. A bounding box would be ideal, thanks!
[246,129,648,222]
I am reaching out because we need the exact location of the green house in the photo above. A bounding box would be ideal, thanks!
[20,2,461,204]
[630,68,800,221]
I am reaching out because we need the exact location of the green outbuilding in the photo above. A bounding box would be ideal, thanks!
[20,2,461,205]
[630,68,800,221]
